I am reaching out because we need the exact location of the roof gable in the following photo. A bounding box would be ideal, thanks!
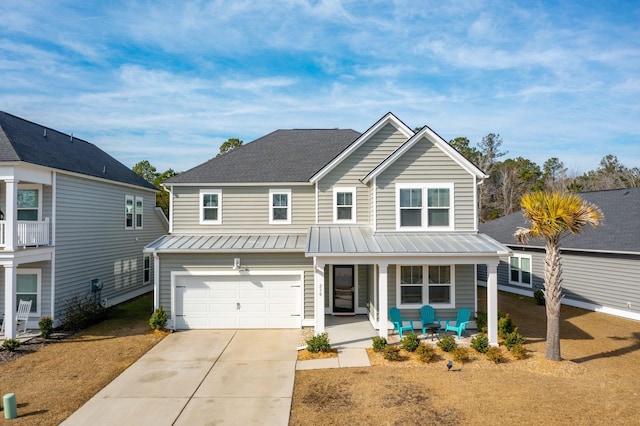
[0,112,156,190]
[167,128,361,184]
[309,112,414,183]
[480,187,640,254]
[362,124,487,184]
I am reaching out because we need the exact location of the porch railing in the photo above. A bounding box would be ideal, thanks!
[0,219,51,248]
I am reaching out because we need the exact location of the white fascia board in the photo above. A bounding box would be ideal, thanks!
[362,125,488,184]
[309,112,414,184]
[307,253,504,265]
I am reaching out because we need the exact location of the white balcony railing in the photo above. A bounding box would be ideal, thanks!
[0,218,51,248]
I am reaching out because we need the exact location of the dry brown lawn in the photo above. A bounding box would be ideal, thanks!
[0,294,165,426]
[291,289,640,425]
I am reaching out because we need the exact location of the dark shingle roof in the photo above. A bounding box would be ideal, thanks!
[168,129,361,184]
[0,112,156,191]
[479,187,640,253]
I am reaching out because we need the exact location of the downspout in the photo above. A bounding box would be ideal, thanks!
[153,252,160,310]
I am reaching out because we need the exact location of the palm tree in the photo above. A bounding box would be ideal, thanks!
[514,191,603,361]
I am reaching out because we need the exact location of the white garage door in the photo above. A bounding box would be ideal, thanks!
[174,274,301,329]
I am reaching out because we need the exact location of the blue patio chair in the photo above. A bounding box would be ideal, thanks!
[420,305,441,336]
[389,307,414,338]
[444,307,471,338]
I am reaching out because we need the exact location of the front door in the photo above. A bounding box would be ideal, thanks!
[333,265,354,313]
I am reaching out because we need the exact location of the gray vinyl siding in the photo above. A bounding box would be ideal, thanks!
[387,264,476,322]
[317,124,408,224]
[171,185,315,233]
[0,261,52,318]
[376,136,476,231]
[157,252,314,319]
[54,173,165,317]
[357,265,368,308]
[367,265,376,321]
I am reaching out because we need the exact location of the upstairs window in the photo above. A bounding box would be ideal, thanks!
[396,183,454,230]
[333,187,356,223]
[125,195,134,229]
[17,186,41,221]
[509,254,532,287]
[269,189,291,224]
[135,197,144,229]
[200,189,222,225]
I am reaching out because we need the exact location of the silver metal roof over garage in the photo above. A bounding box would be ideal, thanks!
[305,226,511,257]
[145,233,307,252]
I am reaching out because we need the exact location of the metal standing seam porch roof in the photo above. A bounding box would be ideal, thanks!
[305,226,512,257]
[144,233,308,252]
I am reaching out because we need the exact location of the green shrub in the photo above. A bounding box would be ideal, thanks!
[149,306,168,330]
[306,332,331,353]
[511,344,528,360]
[401,333,420,352]
[475,310,487,333]
[504,329,526,350]
[383,345,401,361]
[470,333,490,353]
[486,346,505,363]
[372,336,387,352]
[498,314,516,339]
[39,316,54,339]
[60,295,109,331]
[452,347,470,363]
[534,289,545,306]
[2,339,20,352]
[437,334,458,352]
[415,343,437,363]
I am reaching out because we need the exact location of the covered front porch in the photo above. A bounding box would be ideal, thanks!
[306,226,510,346]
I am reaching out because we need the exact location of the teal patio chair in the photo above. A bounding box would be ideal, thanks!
[420,305,441,336]
[444,307,471,338]
[389,307,414,338]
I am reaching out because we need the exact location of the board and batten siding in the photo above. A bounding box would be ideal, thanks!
[157,252,314,320]
[54,173,165,317]
[171,185,315,233]
[317,124,408,224]
[375,137,476,231]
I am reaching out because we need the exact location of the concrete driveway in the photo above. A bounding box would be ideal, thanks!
[61,329,299,426]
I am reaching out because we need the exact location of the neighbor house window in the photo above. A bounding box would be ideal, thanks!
[17,186,41,221]
[135,196,144,229]
[396,265,455,308]
[200,189,222,224]
[396,183,454,230]
[333,187,356,223]
[509,254,532,286]
[16,269,41,314]
[143,255,151,284]
[125,195,134,229]
[269,189,291,224]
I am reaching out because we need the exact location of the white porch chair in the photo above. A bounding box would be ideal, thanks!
[1,299,33,336]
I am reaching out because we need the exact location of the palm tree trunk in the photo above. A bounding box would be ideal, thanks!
[543,239,563,361]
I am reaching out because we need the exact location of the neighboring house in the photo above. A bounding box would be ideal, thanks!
[479,187,640,321]
[145,113,510,344]
[0,112,168,339]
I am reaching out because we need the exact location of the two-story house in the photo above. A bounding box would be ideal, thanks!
[0,112,168,339]
[145,113,510,344]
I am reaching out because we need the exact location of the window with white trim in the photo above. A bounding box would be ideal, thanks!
[396,265,455,308]
[396,183,454,230]
[125,195,134,229]
[135,196,144,229]
[17,185,42,221]
[509,254,532,287]
[17,269,41,315]
[333,187,356,223]
[143,255,151,284]
[269,189,291,224]
[200,189,222,225]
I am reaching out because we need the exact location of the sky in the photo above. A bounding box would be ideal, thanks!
[1,0,639,175]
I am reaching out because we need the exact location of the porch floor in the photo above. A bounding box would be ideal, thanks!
[325,315,377,349]
[0,330,38,343]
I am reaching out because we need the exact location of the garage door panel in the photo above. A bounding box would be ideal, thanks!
[175,274,301,329]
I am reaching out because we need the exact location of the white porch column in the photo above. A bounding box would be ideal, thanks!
[378,264,388,338]
[314,261,325,335]
[487,262,499,346]
[4,265,17,339]
[5,179,17,250]
[153,253,160,310]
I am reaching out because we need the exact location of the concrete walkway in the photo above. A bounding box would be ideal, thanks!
[62,329,299,426]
